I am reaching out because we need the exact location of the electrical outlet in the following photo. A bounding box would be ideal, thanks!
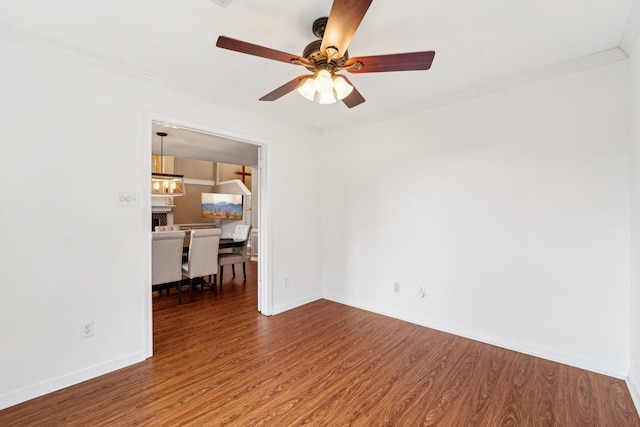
[81,321,94,338]
[393,282,400,293]
[418,286,426,298]
[284,275,289,286]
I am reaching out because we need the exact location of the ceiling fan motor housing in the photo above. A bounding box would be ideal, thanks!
[312,17,328,38]
[303,17,350,71]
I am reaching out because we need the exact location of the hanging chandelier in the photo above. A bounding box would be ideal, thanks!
[152,132,185,196]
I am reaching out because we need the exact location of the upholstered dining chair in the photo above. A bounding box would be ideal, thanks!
[155,225,181,231]
[152,230,186,299]
[181,228,222,303]
[218,225,252,285]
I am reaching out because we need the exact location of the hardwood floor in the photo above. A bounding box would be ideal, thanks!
[1,261,639,426]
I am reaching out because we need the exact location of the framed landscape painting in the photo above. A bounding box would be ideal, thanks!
[201,193,243,220]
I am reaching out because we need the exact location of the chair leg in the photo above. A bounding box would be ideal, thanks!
[220,266,224,285]
[232,264,236,277]
[178,280,182,304]
[189,278,194,302]
[242,262,246,280]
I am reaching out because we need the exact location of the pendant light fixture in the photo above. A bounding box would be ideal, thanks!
[152,132,185,196]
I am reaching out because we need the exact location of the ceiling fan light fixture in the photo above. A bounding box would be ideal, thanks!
[297,77,316,101]
[296,69,353,105]
[332,75,353,100]
[317,90,337,104]
[314,69,334,94]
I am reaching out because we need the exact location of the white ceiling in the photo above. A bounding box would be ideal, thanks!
[2,0,638,160]
[151,123,260,166]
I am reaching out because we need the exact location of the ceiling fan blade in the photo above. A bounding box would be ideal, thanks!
[217,36,309,66]
[345,51,435,73]
[340,76,365,108]
[259,75,309,101]
[320,0,372,59]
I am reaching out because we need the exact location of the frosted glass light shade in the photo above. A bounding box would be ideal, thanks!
[314,69,334,94]
[333,75,354,100]
[317,91,337,104]
[296,77,316,101]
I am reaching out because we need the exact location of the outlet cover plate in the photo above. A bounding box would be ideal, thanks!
[81,321,94,338]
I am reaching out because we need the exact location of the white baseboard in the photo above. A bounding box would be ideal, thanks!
[0,351,147,411]
[628,373,640,418]
[322,292,627,379]
[272,293,322,315]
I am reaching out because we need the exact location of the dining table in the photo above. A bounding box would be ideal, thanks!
[182,236,245,253]
[218,238,245,249]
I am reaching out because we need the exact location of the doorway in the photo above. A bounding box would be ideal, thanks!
[146,116,270,357]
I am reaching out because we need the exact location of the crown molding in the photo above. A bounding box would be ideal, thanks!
[328,48,628,134]
[0,23,321,134]
[621,0,640,56]
[0,23,630,135]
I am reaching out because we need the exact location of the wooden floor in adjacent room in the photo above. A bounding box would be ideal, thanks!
[1,260,639,426]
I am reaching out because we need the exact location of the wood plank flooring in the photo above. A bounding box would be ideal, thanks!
[1,261,639,426]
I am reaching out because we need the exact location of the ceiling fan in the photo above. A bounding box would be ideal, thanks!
[216,0,435,108]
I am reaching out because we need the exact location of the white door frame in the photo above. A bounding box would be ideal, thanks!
[143,113,272,357]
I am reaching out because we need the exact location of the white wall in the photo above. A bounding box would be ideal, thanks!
[321,60,632,377]
[0,33,322,408]
[629,45,640,410]
[1,13,636,415]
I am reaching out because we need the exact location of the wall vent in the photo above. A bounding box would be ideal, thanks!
[210,0,233,7]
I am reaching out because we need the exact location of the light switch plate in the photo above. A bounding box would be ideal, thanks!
[117,192,140,207]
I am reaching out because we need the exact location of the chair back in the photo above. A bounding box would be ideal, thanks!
[185,228,222,278]
[226,225,252,259]
[218,226,252,279]
[233,224,251,242]
[237,225,252,252]
[152,230,186,285]
[156,225,181,232]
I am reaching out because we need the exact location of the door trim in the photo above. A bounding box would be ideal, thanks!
[144,112,272,357]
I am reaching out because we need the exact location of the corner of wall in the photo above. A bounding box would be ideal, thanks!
[627,373,640,419]
[621,0,640,56]
[272,293,323,315]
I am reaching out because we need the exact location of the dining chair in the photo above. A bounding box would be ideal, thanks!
[155,225,181,231]
[232,224,251,241]
[181,228,222,303]
[152,230,186,299]
[218,225,252,285]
